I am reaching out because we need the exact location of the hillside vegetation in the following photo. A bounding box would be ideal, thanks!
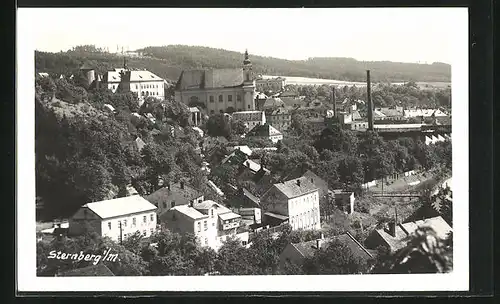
[35,45,451,83]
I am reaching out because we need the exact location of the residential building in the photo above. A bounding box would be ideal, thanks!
[227,187,261,209]
[101,67,166,105]
[286,169,330,205]
[68,196,158,242]
[364,215,452,253]
[238,159,271,182]
[160,200,248,250]
[174,50,257,114]
[231,110,266,129]
[246,123,283,144]
[145,181,204,215]
[265,107,291,132]
[403,108,447,118]
[228,145,253,157]
[255,76,286,93]
[279,232,374,270]
[260,176,321,231]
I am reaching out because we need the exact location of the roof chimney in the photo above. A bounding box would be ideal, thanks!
[366,70,374,131]
[316,238,323,249]
[296,179,301,187]
[388,221,396,237]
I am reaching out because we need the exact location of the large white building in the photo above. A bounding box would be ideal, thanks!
[260,176,321,231]
[101,68,166,105]
[68,196,158,243]
[160,200,249,250]
[174,50,257,114]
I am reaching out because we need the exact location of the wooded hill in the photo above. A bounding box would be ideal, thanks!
[35,45,451,83]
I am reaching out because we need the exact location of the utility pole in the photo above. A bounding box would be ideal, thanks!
[119,221,123,245]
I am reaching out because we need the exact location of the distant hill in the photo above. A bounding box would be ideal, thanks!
[35,45,451,83]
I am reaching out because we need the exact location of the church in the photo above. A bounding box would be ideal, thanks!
[174,50,257,115]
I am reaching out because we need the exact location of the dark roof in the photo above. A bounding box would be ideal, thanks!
[246,123,282,137]
[264,212,289,221]
[58,264,114,277]
[175,69,244,91]
[145,182,203,208]
[293,233,373,261]
[273,176,319,199]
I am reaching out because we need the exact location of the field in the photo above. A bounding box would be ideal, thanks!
[263,75,451,89]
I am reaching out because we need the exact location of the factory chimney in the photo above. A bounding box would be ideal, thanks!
[366,70,374,131]
[332,86,336,117]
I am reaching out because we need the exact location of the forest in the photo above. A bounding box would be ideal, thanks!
[35,44,451,83]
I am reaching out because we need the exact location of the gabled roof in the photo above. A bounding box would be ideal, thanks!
[175,68,244,91]
[171,204,207,220]
[58,264,114,277]
[370,216,452,252]
[103,70,164,83]
[246,123,282,137]
[194,200,232,215]
[273,176,318,199]
[291,233,373,261]
[81,196,157,219]
[145,182,203,207]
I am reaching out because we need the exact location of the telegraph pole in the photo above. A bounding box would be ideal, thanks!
[119,221,123,245]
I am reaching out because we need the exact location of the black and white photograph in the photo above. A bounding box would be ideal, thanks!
[17,7,469,292]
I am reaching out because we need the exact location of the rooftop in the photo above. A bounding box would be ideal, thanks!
[292,233,373,261]
[172,205,207,220]
[82,196,157,219]
[145,182,202,207]
[175,68,244,91]
[273,176,319,199]
[246,123,282,138]
[103,70,164,83]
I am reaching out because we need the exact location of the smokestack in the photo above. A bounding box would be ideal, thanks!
[366,70,374,131]
[332,86,336,117]
[388,222,396,237]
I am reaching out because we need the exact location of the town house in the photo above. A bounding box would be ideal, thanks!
[68,196,158,243]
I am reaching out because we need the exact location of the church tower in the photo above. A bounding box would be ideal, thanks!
[242,49,256,111]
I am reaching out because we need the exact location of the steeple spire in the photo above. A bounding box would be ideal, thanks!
[243,49,251,65]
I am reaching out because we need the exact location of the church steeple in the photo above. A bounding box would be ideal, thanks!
[243,49,251,65]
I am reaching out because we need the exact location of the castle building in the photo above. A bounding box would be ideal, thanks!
[174,50,257,115]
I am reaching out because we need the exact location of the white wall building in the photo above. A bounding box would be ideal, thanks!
[160,200,248,250]
[260,177,321,231]
[68,196,158,243]
[101,68,166,105]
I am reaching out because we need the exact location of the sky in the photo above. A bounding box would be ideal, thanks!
[22,7,466,64]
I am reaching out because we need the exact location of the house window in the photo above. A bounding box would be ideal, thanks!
[143,230,147,236]
[204,237,208,245]
[150,228,154,235]
[210,209,214,217]
[228,95,233,102]
[150,214,154,222]
[248,105,251,109]
[219,110,223,114]
[212,222,215,226]
[118,220,121,229]
[108,222,111,230]
[163,202,167,209]
[204,221,208,231]
[197,222,201,232]
[171,201,176,208]
[143,215,147,223]
[132,217,136,226]
[135,85,138,90]
[219,95,223,102]
[242,241,247,246]
[237,94,241,102]
[210,96,214,103]
[123,219,127,227]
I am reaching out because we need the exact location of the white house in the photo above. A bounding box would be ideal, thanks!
[68,196,158,243]
[260,177,321,231]
[246,123,283,144]
[160,200,248,250]
[231,110,266,129]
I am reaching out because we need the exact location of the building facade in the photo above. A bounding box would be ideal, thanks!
[260,177,321,231]
[160,200,249,250]
[68,196,158,243]
[145,181,204,216]
[231,110,266,129]
[265,107,291,132]
[174,51,257,114]
[255,77,286,93]
[101,68,166,105]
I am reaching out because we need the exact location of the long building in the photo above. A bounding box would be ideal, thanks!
[174,50,257,114]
